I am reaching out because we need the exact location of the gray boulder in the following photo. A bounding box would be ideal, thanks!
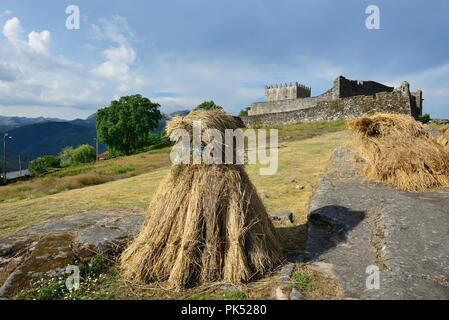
[0,212,144,299]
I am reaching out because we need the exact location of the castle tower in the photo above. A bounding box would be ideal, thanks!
[265,81,311,101]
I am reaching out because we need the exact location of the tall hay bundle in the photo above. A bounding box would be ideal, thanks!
[437,125,449,147]
[348,113,449,192]
[121,109,282,289]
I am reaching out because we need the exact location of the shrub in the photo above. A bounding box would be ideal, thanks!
[194,100,222,111]
[146,126,173,151]
[238,109,248,116]
[28,156,61,175]
[59,146,75,166]
[58,144,96,166]
[71,144,96,164]
[419,113,430,123]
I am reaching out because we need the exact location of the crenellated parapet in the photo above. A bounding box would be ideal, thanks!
[265,82,311,101]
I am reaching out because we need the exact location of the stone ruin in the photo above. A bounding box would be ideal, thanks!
[242,76,423,126]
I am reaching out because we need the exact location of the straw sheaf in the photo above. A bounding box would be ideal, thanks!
[437,125,449,147]
[166,109,243,165]
[348,113,449,192]
[121,109,282,290]
[167,109,239,142]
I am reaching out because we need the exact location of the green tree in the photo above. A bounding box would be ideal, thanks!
[161,126,168,139]
[194,100,222,111]
[96,95,162,155]
[238,109,248,116]
[147,133,160,146]
[28,156,61,175]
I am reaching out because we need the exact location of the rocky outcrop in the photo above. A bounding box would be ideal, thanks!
[305,147,449,299]
[0,212,143,299]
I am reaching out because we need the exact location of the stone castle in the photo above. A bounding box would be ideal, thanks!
[242,76,423,126]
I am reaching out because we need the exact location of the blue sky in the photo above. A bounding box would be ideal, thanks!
[0,0,448,119]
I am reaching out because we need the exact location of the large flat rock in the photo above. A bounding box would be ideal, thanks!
[0,212,143,299]
[305,147,449,299]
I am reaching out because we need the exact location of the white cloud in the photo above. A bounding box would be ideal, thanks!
[0,15,148,119]
[89,16,146,97]
[388,63,449,118]
[2,17,22,43]
[2,17,51,56]
[0,14,349,119]
[27,30,50,54]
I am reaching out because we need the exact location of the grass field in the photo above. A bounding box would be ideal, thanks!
[0,122,348,237]
[0,148,171,204]
[1,120,350,300]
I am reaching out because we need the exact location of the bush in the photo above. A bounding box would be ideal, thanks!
[59,146,75,166]
[419,113,430,124]
[238,109,248,116]
[194,100,222,111]
[146,126,172,151]
[72,144,96,164]
[59,144,96,165]
[28,156,61,175]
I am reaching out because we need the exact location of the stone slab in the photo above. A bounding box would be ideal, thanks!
[305,147,449,299]
[0,212,144,299]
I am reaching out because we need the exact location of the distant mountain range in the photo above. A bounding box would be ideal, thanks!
[0,115,66,127]
[0,110,190,172]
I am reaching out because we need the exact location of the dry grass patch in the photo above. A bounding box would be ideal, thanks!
[247,130,349,252]
[0,167,169,236]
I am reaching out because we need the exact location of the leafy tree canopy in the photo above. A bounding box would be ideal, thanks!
[95,94,162,155]
[194,100,222,111]
[238,109,248,116]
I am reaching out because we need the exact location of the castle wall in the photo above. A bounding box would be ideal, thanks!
[410,90,423,118]
[241,90,412,127]
[249,95,331,115]
[336,76,394,98]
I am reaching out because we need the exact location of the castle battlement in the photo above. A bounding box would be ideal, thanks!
[265,82,311,101]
